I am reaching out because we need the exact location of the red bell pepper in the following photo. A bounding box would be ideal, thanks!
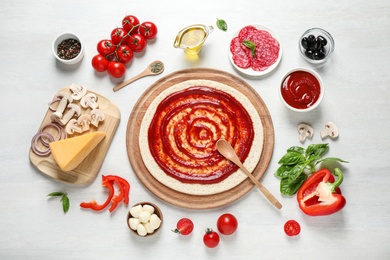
[80,175,114,211]
[297,168,346,216]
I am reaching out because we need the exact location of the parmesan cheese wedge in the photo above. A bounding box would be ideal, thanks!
[49,132,106,172]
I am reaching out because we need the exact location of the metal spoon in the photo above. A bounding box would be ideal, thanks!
[216,139,282,210]
[113,60,164,92]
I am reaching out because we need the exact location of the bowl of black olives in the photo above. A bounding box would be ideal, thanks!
[299,28,334,66]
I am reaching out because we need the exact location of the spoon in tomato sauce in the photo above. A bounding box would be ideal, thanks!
[216,139,282,210]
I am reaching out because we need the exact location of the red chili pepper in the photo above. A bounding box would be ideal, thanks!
[297,168,346,216]
[80,175,114,211]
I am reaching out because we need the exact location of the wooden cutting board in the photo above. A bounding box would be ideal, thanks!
[29,86,120,185]
[126,68,274,209]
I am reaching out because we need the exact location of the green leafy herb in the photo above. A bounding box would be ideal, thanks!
[242,40,256,57]
[216,18,228,31]
[275,143,348,196]
[47,192,70,213]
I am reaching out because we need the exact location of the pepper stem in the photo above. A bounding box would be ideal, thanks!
[330,168,344,192]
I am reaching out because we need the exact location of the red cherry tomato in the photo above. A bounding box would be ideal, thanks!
[111,28,128,45]
[217,213,238,235]
[122,15,140,34]
[284,220,301,236]
[117,45,133,64]
[203,228,220,248]
[127,34,147,52]
[139,21,158,40]
[172,218,194,235]
[107,61,126,78]
[91,54,109,72]
[97,39,115,56]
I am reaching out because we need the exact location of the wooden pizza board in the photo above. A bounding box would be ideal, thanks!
[126,68,274,209]
[29,86,120,185]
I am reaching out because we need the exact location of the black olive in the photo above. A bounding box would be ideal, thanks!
[312,38,321,51]
[305,49,314,59]
[313,51,326,60]
[308,34,315,42]
[301,37,309,49]
[317,35,327,46]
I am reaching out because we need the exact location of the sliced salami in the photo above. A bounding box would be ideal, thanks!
[230,25,280,72]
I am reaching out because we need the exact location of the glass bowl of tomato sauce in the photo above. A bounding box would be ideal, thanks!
[279,68,324,112]
[52,32,85,65]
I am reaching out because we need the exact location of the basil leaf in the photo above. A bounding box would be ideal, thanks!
[216,18,227,31]
[305,143,329,158]
[47,191,66,197]
[61,195,70,213]
[275,165,293,179]
[242,40,256,57]
[316,157,350,165]
[287,146,305,154]
[280,173,308,196]
[287,163,307,184]
[278,151,305,165]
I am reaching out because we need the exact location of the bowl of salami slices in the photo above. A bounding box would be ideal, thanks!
[229,24,282,77]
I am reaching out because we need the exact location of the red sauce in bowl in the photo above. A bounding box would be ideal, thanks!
[281,70,321,110]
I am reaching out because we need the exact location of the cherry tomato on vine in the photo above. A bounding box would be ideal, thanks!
[107,61,126,78]
[111,28,128,45]
[127,34,147,52]
[97,39,115,56]
[91,54,109,72]
[122,15,140,34]
[284,220,301,236]
[217,213,238,235]
[117,45,134,64]
[139,21,158,40]
[172,218,194,235]
[203,228,220,248]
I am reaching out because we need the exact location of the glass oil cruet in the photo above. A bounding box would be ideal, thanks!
[173,24,214,55]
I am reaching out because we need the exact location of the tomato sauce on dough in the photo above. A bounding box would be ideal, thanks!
[148,86,254,184]
[281,71,321,109]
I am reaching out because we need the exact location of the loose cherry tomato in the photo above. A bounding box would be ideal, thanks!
[172,218,194,235]
[139,21,158,40]
[107,61,126,78]
[117,45,133,64]
[284,220,301,236]
[203,228,220,248]
[97,39,115,56]
[111,28,128,45]
[217,213,238,235]
[122,15,140,34]
[127,34,147,52]
[91,54,109,72]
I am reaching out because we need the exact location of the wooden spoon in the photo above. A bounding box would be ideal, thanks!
[216,139,282,210]
[113,60,164,92]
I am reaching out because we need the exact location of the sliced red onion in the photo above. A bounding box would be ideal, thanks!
[31,132,54,156]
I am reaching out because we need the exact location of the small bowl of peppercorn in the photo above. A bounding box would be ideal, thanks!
[52,32,84,65]
[299,28,334,67]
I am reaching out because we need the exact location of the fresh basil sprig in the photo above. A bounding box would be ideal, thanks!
[275,143,349,196]
[216,18,228,31]
[242,40,256,57]
[47,191,70,213]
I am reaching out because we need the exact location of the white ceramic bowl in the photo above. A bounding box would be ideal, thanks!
[279,67,324,112]
[52,32,85,65]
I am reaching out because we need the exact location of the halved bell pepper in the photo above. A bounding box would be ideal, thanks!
[297,168,346,216]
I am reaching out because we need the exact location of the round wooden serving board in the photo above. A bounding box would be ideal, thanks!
[126,68,274,209]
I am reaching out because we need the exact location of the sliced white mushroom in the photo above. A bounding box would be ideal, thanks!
[65,119,82,135]
[59,103,81,125]
[70,84,87,100]
[80,93,99,109]
[297,123,314,142]
[321,122,339,139]
[90,109,105,128]
[77,114,92,132]
[53,92,73,118]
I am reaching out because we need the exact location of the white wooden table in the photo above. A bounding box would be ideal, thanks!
[0,0,389,259]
